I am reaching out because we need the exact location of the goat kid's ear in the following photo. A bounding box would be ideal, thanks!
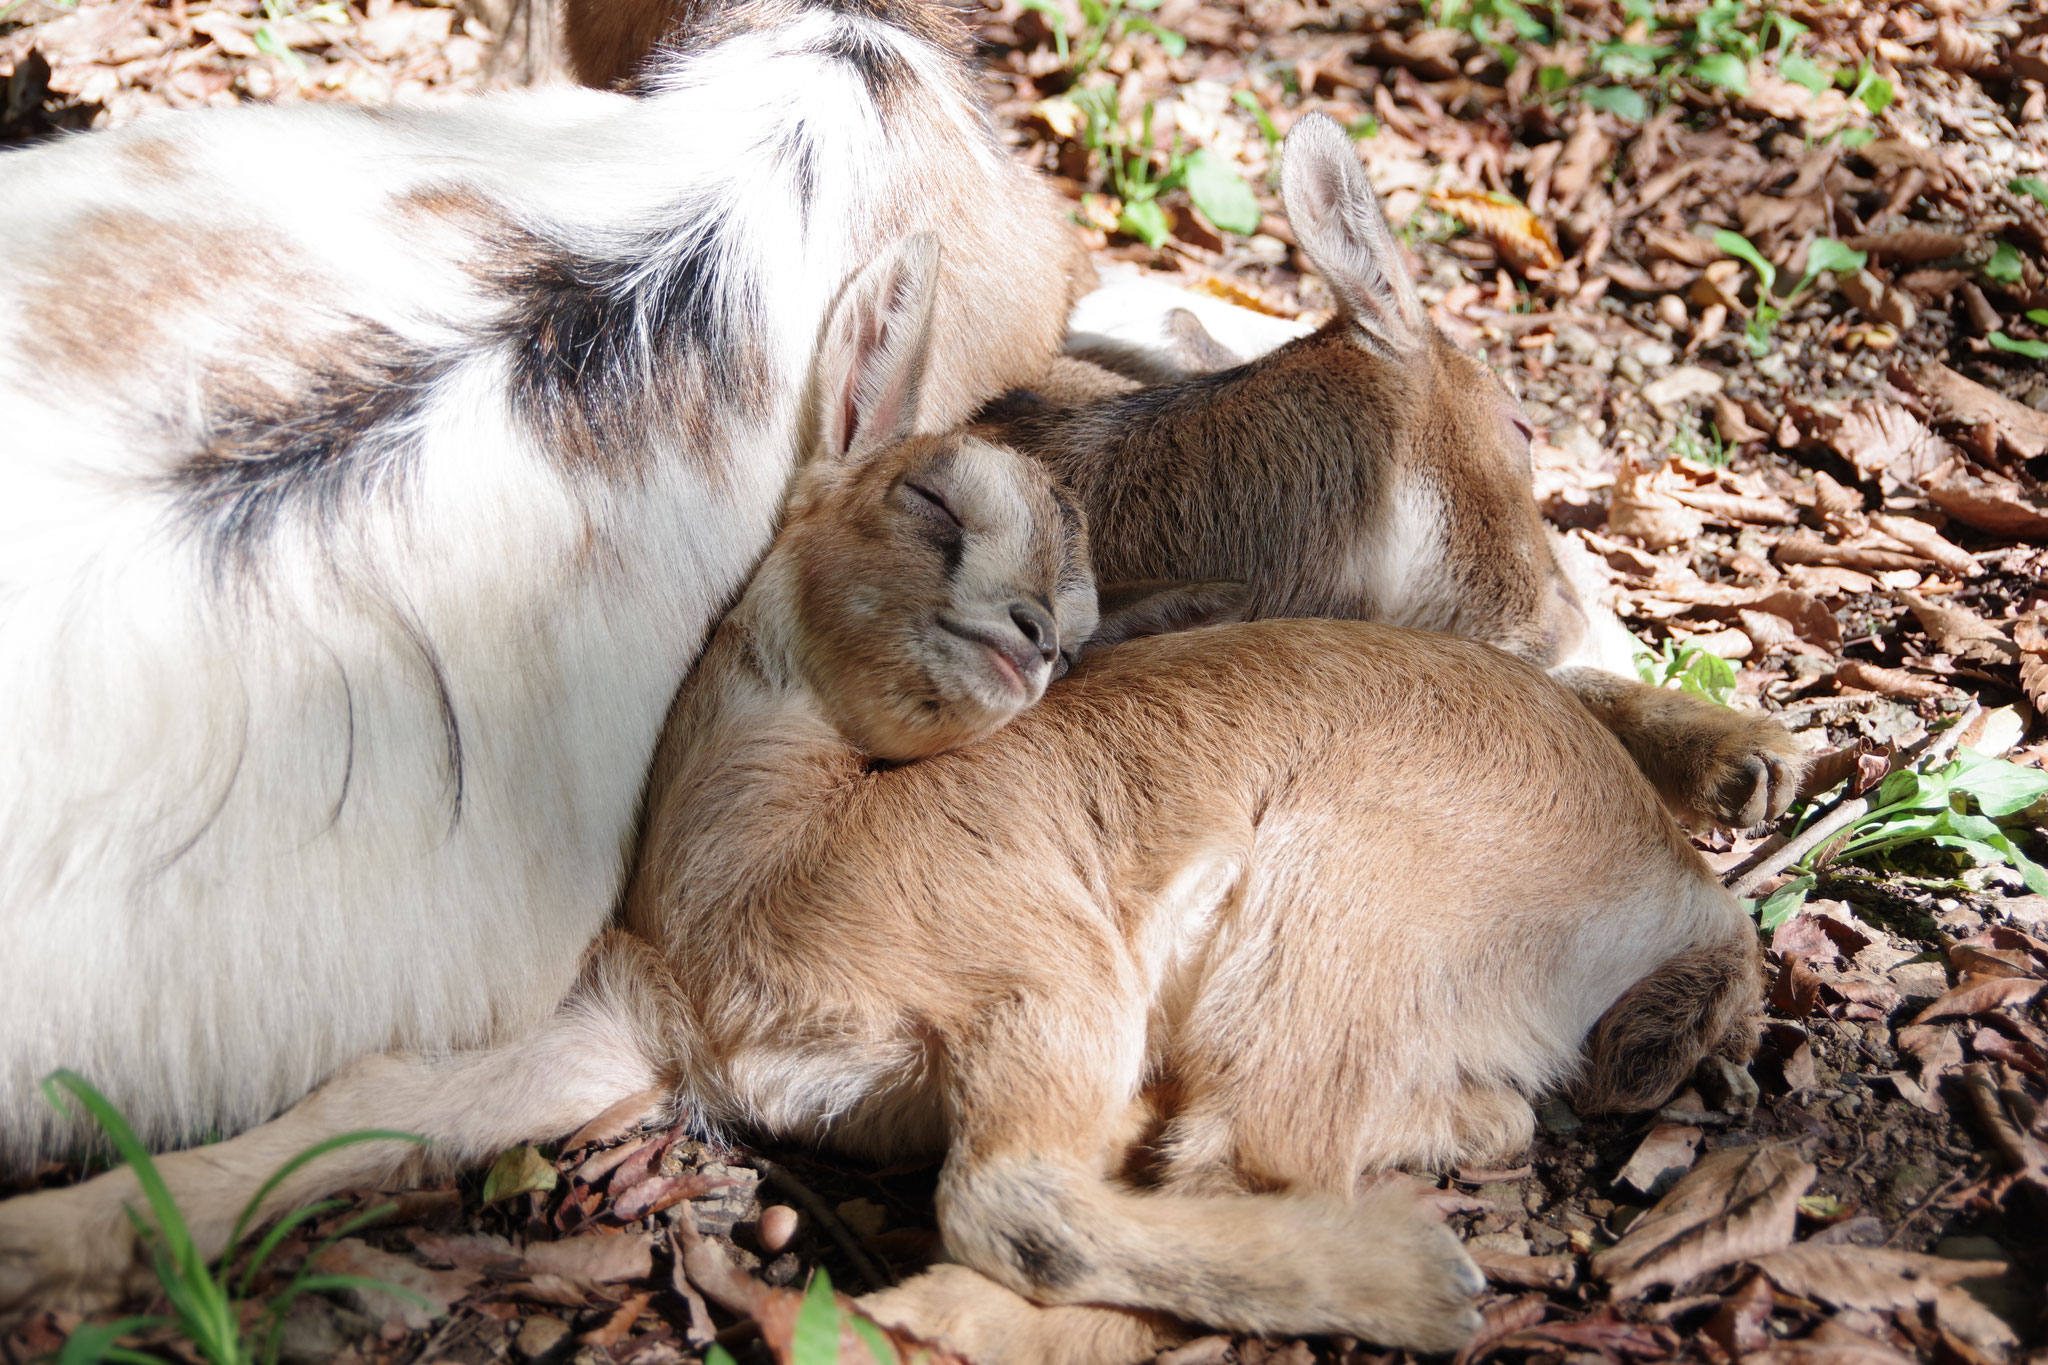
[818,233,942,466]
[1085,580,1252,654]
[1280,113,1427,359]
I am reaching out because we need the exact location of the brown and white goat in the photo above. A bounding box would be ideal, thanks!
[989,114,1807,831]
[0,0,1084,1175]
[1,238,1758,1365]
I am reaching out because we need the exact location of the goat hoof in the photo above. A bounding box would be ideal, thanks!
[1701,716,1809,830]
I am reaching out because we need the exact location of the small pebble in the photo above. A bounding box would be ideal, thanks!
[1631,339,1676,369]
[758,1202,799,1253]
[515,1316,571,1363]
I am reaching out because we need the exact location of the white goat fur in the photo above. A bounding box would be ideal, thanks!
[0,0,1078,1167]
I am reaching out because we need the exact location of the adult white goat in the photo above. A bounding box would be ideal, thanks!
[0,0,1083,1179]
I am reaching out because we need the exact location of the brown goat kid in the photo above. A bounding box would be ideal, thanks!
[985,114,1807,832]
[0,240,1759,1362]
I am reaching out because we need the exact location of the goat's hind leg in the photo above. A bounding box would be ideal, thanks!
[1552,668,1808,829]
[890,991,1481,1354]
[0,931,678,1314]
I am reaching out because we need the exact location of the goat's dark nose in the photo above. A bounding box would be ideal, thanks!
[1009,600,1058,662]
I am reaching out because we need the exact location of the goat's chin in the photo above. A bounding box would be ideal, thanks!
[850,684,1030,766]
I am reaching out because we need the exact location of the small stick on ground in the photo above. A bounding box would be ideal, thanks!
[754,1158,889,1293]
[1725,702,1980,899]
[1882,1167,1967,1247]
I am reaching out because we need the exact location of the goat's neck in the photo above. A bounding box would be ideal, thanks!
[632,564,860,927]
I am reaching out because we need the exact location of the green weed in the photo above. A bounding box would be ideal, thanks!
[250,0,347,79]
[2012,177,2048,209]
[1471,1,1872,131]
[1712,230,1865,355]
[1989,331,2048,360]
[1017,0,1181,76]
[1068,83,1260,247]
[42,1071,427,1365]
[1635,639,1739,707]
[1749,748,2048,929]
[1671,411,1730,467]
[1983,240,2026,286]
[700,1268,894,1365]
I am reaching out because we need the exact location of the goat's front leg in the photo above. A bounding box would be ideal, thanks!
[1552,668,1809,829]
[863,987,1483,1359]
[0,932,677,1315]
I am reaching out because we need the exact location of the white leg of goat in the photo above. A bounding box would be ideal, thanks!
[0,934,671,1312]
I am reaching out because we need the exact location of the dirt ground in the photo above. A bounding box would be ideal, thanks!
[2,0,2045,1361]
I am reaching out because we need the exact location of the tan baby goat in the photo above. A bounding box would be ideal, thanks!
[993,114,1807,835]
[2,234,1758,1363]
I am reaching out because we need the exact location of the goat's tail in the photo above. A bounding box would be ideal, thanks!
[928,1156,1483,1354]
[1575,918,1761,1114]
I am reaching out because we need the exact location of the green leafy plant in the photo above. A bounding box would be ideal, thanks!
[249,0,347,79]
[1427,0,1546,66]
[1581,83,1650,121]
[2027,308,2048,327]
[43,1071,427,1365]
[1989,331,2048,360]
[1069,83,1261,246]
[1712,230,1866,355]
[1984,240,2026,286]
[1017,0,1182,75]
[1750,749,2048,929]
[1839,60,1894,114]
[1635,639,1738,707]
[1562,2,1867,126]
[2012,177,2048,209]
[1671,411,1730,467]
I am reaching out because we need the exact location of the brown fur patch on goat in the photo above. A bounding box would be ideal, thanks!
[1575,933,1762,1114]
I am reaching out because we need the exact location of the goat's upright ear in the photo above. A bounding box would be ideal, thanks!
[1280,113,1427,358]
[1085,580,1252,654]
[816,233,942,466]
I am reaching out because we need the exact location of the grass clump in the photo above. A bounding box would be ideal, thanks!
[41,1071,426,1365]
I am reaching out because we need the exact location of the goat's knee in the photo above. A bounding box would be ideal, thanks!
[937,1157,1101,1302]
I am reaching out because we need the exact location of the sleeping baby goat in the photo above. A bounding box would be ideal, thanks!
[0,239,1760,1365]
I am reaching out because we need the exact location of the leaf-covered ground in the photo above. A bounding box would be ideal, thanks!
[2,0,2045,1361]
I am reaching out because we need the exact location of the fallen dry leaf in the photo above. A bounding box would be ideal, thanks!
[677,1218,971,1365]
[1751,1244,2007,1311]
[1824,402,1959,490]
[1868,514,1977,578]
[312,1238,481,1330]
[1592,1144,1815,1298]
[1926,472,2048,541]
[1913,975,2046,1023]
[1743,1330,1920,1365]
[1908,362,2048,460]
[1467,1246,1578,1290]
[1897,593,2017,666]
[1777,530,1930,575]
[1615,1122,1703,1196]
[1834,660,1959,700]
[1611,460,1705,549]
[2016,615,2048,712]
[1429,187,1563,275]
[612,1171,727,1221]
